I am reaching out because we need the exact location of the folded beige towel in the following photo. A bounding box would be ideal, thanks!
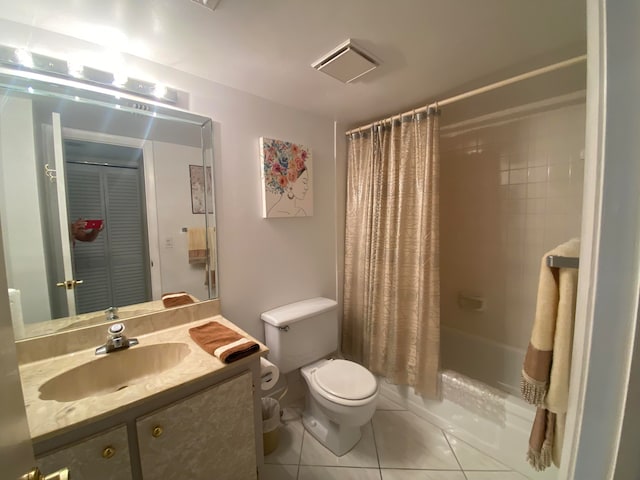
[188,227,207,264]
[189,321,259,363]
[161,292,196,308]
[521,238,580,470]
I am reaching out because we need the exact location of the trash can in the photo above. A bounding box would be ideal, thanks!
[261,397,281,455]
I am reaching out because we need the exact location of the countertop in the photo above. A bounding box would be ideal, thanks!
[19,315,267,443]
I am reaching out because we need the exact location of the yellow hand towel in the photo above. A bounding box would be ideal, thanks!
[521,237,580,470]
[188,227,207,264]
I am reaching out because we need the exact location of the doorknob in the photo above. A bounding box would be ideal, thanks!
[19,466,70,480]
[55,279,84,290]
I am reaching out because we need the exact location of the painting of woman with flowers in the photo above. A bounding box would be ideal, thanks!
[260,137,313,218]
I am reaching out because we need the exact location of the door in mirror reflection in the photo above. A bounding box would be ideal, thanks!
[65,140,151,315]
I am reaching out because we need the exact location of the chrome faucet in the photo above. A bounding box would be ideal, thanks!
[105,306,119,321]
[95,323,139,355]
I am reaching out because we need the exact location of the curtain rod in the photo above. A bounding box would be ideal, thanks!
[345,54,587,136]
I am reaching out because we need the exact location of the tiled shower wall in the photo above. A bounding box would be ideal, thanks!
[440,99,586,368]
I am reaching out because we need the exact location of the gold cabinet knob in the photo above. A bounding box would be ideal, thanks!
[102,446,116,459]
[152,425,163,438]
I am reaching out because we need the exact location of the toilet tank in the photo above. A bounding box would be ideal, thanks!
[261,297,338,374]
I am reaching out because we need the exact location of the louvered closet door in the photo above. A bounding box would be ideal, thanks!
[66,162,150,313]
[105,167,150,307]
[67,163,111,313]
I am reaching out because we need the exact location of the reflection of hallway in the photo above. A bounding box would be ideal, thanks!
[65,141,151,314]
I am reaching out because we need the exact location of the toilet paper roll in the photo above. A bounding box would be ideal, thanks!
[260,357,280,391]
[8,288,25,339]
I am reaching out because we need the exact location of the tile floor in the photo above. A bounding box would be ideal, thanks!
[262,394,531,480]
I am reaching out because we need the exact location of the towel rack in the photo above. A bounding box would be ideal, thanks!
[546,255,579,269]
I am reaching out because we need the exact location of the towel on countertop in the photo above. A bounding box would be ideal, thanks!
[521,237,580,471]
[189,321,260,363]
[161,292,196,308]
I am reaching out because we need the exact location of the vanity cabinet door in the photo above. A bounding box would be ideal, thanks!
[37,424,132,480]
[136,370,257,480]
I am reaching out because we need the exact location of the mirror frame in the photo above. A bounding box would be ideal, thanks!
[0,66,218,340]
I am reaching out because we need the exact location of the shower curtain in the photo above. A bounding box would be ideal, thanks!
[342,111,441,398]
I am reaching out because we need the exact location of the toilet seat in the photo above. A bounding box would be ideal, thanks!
[311,360,378,404]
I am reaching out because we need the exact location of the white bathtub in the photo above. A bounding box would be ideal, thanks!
[378,326,558,479]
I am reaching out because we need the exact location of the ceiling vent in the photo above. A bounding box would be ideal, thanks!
[190,0,221,11]
[312,40,378,83]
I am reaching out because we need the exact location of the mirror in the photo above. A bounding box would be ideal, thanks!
[0,68,217,340]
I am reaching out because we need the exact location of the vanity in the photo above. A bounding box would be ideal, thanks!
[17,300,267,480]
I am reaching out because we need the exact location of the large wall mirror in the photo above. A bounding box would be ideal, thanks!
[0,68,217,341]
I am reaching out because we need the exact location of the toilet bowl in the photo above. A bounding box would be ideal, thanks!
[260,298,379,456]
[300,358,378,456]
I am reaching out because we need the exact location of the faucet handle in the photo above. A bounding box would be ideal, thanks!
[108,322,125,337]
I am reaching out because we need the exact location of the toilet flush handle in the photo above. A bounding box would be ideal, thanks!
[278,326,290,332]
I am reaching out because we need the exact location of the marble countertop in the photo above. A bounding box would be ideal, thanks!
[20,299,174,339]
[19,315,267,443]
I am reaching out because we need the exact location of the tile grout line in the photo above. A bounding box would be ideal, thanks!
[442,429,470,480]
[369,416,384,480]
[296,423,306,480]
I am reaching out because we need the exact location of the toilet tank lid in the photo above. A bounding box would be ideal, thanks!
[261,297,337,327]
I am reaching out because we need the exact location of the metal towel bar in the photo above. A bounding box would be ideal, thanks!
[546,255,579,269]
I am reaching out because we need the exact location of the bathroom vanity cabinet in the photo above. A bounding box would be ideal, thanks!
[34,370,258,480]
[136,371,256,479]
[37,424,133,480]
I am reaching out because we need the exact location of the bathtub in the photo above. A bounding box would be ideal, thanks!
[378,327,558,479]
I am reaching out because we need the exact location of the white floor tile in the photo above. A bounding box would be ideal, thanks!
[373,411,460,470]
[465,472,529,480]
[300,421,379,468]
[376,394,407,411]
[264,417,304,465]
[298,466,382,480]
[261,464,298,480]
[444,433,510,471]
[381,469,466,480]
[281,405,303,422]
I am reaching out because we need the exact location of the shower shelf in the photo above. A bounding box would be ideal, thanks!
[546,255,579,269]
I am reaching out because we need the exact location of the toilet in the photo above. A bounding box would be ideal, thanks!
[261,297,378,456]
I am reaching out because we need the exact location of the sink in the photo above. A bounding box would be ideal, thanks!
[39,343,191,402]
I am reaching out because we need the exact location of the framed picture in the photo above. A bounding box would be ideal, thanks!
[260,137,313,218]
[189,165,214,214]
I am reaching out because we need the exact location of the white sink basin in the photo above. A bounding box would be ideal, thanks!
[39,343,190,402]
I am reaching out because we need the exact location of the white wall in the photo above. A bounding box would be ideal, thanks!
[199,87,336,340]
[0,96,52,324]
[152,141,209,301]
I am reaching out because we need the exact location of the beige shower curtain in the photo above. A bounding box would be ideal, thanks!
[342,111,440,398]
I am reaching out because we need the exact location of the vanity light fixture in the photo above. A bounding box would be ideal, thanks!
[15,49,34,68]
[153,83,167,99]
[0,44,179,104]
[112,71,129,87]
[67,61,84,78]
